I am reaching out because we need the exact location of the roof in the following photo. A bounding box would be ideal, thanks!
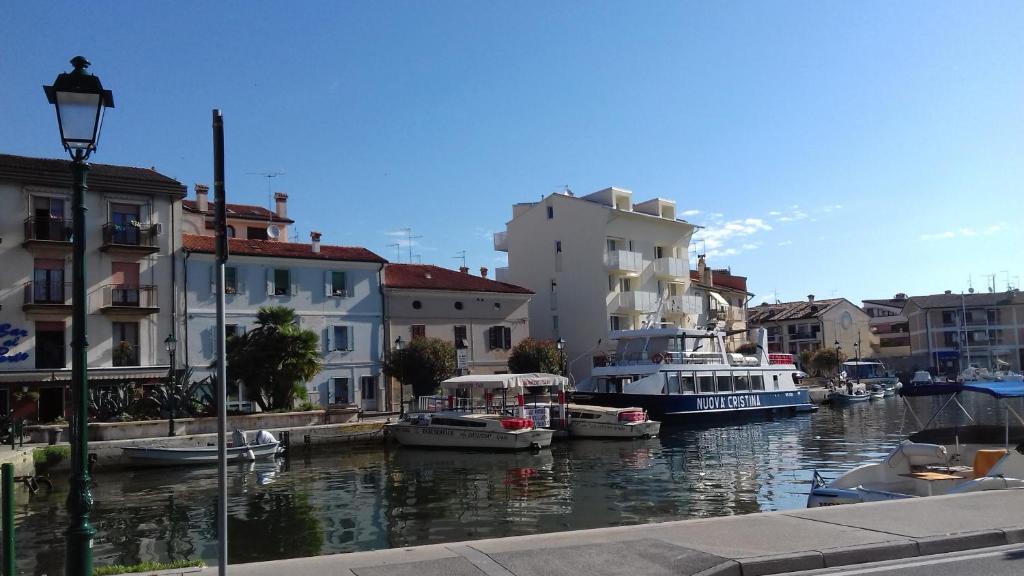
[182,234,386,263]
[182,199,294,223]
[0,153,185,197]
[384,264,532,295]
[747,298,845,323]
[905,290,1022,310]
[689,269,749,293]
[862,298,907,308]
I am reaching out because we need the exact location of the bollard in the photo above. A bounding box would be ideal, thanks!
[2,463,13,576]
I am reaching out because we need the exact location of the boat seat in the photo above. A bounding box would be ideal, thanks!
[973,449,1009,477]
[891,442,947,469]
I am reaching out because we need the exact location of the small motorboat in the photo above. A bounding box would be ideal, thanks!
[556,404,660,439]
[122,430,282,467]
[830,389,870,404]
[869,385,886,400]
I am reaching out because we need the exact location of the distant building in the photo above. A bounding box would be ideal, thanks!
[494,187,696,382]
[903,290,1024,375]
[0,153,185,422]
[182,232,387,410]
[861,294,911,359]
[747,296,876,364]
[689,257,751,351]
[181,184,293,242]
[383,264,532,411]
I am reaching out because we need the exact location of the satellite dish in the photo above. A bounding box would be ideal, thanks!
[266,225,280,240]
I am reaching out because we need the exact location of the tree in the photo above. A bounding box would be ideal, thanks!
[798,350,816,374]
[226,306,322,411]
[811,347,845,377]
[381,337,456,398]
[507,338,562,374]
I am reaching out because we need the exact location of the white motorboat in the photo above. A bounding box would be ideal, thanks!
[122,430,282,466]
[808,380,1024,507]
[551,404,660,439]
[830,389,870,404]
[386,373,564,450]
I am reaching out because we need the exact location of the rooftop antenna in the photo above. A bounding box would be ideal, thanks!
[413,253,422,264]
[387,243,401,262]
[984,274,996,293]
[452,250,467,269]
[246,170,285,216]
[1001,270,1010,291]
[399,227,422,263]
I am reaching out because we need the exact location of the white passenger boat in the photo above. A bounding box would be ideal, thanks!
[122,430,282,466]
[386,373,563,451]
[842,360,900,391]
[573,327,813,420]
[551,404,660,439]
[807,380,1024,507]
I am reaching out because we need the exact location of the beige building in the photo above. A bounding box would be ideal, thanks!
[383,264,532,411]
[903,290,1024,376]
[0,153,186,422]
[181,184,293,242]
[690,257,751,351]
[495,187,696,382]
[862,294,911,359]
[747,296,876,365]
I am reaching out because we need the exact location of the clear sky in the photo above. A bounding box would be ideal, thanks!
[3,1,1022,305]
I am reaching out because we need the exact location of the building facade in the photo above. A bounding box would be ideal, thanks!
[747,296,876,366]
[181,184,293,242]
[182,233,387,410]
[903,290,1024,376]
[862,294,911,360]
[688,257,751,351]
[0,154,185,422]
[495,187,696,382]
[383,264,532,411]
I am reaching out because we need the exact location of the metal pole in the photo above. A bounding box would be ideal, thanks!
[213,109,229,575]
[2,463,12,576]
[66,150,95,576]
[168,348,176,437]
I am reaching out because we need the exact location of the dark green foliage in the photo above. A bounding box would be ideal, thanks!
[507,338,562,374]
[381,337,456,398]
[135,367,216,419]
[89,382,140,422]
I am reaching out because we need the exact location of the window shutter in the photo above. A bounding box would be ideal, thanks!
[266,268,273,296]
[503,326,512,349]
[488,326,498,350]
[324,270,332,297]
[290,271,298,296]
[340,272,348,297]
[324,327,332,353]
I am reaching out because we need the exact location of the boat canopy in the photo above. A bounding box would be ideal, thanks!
[901,380,1024,399]
[440,373,568,392]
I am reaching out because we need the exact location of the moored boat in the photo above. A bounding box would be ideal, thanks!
[121,429,281,467]
[555,404,660,439]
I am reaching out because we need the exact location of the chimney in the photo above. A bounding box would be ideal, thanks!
[944,290,952,295]
[310,231,321,253]
[195,184,209,213]
[459,266,470,274]
[697,254,707,281]
[807,294,815,302]
[274,192,288,219]
[480,267,488,278]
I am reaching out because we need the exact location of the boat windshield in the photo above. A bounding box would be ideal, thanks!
[843,362,886,379]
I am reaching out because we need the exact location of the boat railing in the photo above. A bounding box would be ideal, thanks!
[600,351,726,367]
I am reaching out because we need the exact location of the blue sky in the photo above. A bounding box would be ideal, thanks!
[2,1,1022,304]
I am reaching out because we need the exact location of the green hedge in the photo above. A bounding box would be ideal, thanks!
[93,559,204,576]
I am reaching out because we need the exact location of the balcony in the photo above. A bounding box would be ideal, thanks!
[604,250,644,276]
[726,307,745,322]
[664,294,702,317]
[100,284,159,316]
[100,223,160,256]
[22,281,72,314]
[652,257,687,280]
[613,290,657,313]
[493,231,508,252]
[22,217,73,252]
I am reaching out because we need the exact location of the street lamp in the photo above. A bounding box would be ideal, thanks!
[165,333,178,437]
[44,55,114,576]
[556,338,566,377]
[394,336,404,415]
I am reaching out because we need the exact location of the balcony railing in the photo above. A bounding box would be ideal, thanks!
[101,284,159,314]
[664,295,702,316]
[605,250,644,275]
[22,281,72,311]
[101,223,159,253]
[23,217,73,245]
[493,231,508,252]
[652,257,687,280]
[613,290,657,312]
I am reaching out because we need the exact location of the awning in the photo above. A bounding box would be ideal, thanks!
[0,366,169,384]
[709,291,729,307]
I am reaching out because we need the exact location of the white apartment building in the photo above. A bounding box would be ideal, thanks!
[495,187,696,382]
[0,153,186,422]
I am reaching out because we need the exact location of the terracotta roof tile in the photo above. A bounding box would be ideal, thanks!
[182,199,294,223]
[689,269,749,293]
[747,298,845,323]
[385,264,532,294]
[182,234,386,263]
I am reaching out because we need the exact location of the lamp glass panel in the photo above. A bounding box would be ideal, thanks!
[56,91,102,147]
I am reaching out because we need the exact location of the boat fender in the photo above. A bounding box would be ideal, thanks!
[651,353,665,364]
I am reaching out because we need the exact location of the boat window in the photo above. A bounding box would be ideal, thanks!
[750,374,764,391]
[681,373,696,394]
[666,372,679,394]
[772,374,780,390]
[430,417,487,428]
[569,410,601,420]
[734,373,749,392]
[697,374,715,393]
[716,373,733,393]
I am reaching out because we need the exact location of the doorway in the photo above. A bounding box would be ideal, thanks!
[38,387,64,423]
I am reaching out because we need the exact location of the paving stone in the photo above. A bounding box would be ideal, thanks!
[488,538,729,576]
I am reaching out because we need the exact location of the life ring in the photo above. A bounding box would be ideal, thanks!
[651,353,665,364]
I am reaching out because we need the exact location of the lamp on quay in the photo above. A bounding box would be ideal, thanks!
[394,336,405,415]
[44,55,115,576]
[556,338,566,377]
[165,333,178,437]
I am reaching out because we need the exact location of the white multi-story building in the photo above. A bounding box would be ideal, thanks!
[495,187,696,382]
[0,153,186,422]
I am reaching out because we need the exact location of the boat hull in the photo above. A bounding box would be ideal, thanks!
[831,393,870,404]
[569,419,660,439]
[386,423,554,450]
[121,442,281,466]
[570,390,811,420]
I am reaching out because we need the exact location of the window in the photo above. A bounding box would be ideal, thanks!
[411,324,426,340]
[488,326,512,350]
[453,325,468,348]
[655,246,665,259]
[412,300,422,310]
[750,374,764,391]
[109,203,141,245]
[606,238,619,252]
[35,322,65,369]
[226,225,236,238]
[697,374,715,393]
[716,374,733,393]
[248,227,268,240]
[493,302,501,310]
[360,375,375,400]
[454,301,463,310]
[681,373,696,393]
[555,240,562,253]
[33,259,65,304]
[619,277,632,292]
[610,315,622,331]
[941,311,956,325]
[112,322,140,367]
[546,205,554,219]
[772,374,780,390]
[333,377,350,404]
[552,315,559,333]
[31,196,67,241]
[666,372,679,394]
[224,267,238,294]
[734,373,749,392]
[330,271,347,297]
[111,262,141,306]
[608,275,616,292]
[333,326,352,351]
[273,269,290,296]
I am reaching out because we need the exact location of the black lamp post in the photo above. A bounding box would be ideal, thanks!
[165,334,178,437]
[44,55,114,576]
[394,336,404,415]
[556,338,566,377]
[834,340,842,378]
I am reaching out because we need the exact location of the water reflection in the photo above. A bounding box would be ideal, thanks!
[16,395,1017,574]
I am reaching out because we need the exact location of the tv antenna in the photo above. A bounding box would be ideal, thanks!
[453,250,467,269]
[247,170,285,219]
[400,228,422,263]
[387,243,401,262]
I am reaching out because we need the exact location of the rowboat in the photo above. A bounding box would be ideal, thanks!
[121,430,282,466]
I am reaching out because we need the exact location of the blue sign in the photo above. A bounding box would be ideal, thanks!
[0,323,30,364]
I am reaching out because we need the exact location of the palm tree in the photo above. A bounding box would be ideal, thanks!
[227,306,322,410]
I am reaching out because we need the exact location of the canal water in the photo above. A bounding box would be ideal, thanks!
[13,395,1012,575]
